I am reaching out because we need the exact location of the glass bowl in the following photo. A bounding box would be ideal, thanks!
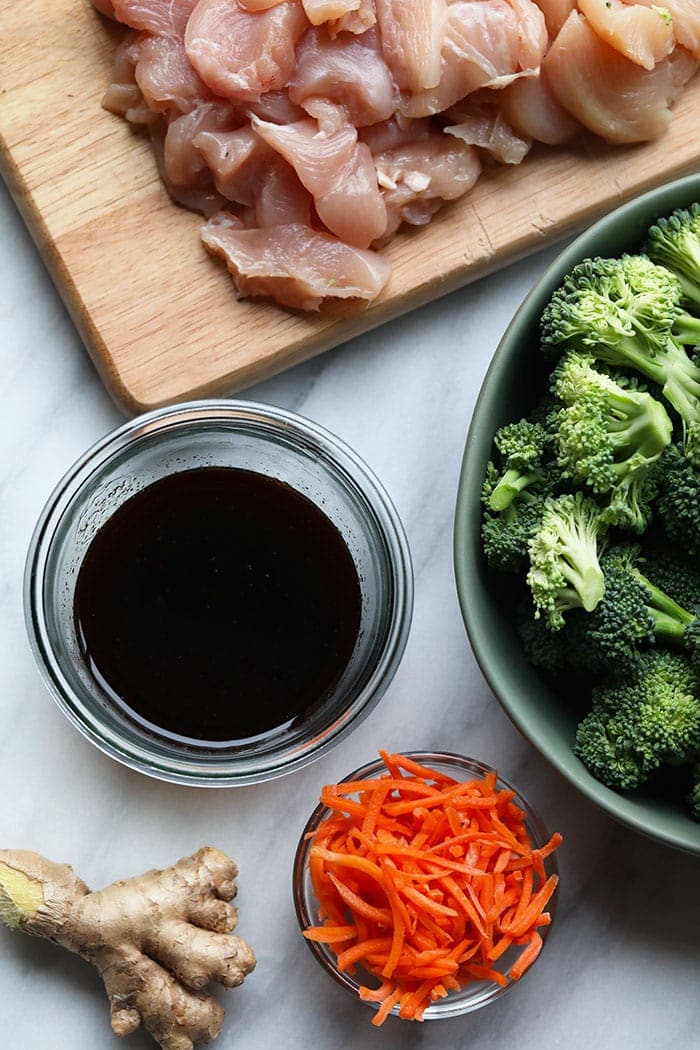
[24,400,413,787]
[293,752,558,1021]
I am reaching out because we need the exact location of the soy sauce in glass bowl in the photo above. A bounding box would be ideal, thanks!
[25,401,413,786]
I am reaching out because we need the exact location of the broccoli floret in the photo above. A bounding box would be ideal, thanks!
[541,254,700,429]
[516,598,569,674]
[528,392,562,429]
[611,545,700,657]
[656,423,700,559]
[574,651,700,790]
[481,465,548,574]
[597,546,700,674]
[638,549,700,611]
[527,493,606,630]
[487,420,548,512]
[646,203,700,311]
[551,353,672,532]
[520,544,697,678]
[562,546,655,675]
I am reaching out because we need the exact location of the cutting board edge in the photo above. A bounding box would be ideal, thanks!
[3,107,700,416]
[116,151,700,413]
[0,129,140,415]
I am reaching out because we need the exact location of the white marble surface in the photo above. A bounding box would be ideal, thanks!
[0,176,698,1050]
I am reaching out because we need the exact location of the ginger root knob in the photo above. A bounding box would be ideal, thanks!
[0,847,255,1050]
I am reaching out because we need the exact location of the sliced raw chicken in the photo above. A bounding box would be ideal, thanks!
[506,0,549,73]
[201,217,392,310]
[532,0,574,39]
[91,0,117,17]
[289,27,395,129]
[578,0,674,70]
[151,124,227,216]
[444,97,532,163]
[239,0,287,8]
[164,102,238,185]
[102,32,155,125]
[251,116,387,247]
[360,114,431,152]
[628,0,700,59]
[135,36,211,114]
[328,0,377,35]
[96,0,698,314]
[248,91,307,123]
[253,160,314,225]
[374,135,481,238]
[545,12,698,143]
[399,0,524,117]
[376,0,448,91]
[111,0,199,38]
[302,0,362,23]
[194,127,272,204]
[185,0,308,102]
[500,71,580,143]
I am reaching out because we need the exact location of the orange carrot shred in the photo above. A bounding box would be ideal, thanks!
[302,751,561,1026]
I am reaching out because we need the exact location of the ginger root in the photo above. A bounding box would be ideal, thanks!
[0,847,255,1050]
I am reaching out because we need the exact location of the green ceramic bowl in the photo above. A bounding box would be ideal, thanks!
[454,173,700,856]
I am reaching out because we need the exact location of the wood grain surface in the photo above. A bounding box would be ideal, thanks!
[1,2,699,414]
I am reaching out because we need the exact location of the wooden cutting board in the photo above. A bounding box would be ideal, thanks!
[1,2,699,414]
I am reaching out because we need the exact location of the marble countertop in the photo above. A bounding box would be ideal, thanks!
[0,178,697,1050]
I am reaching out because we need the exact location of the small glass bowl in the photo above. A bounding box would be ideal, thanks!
[293,752,558,1021]
[24,401,413,787]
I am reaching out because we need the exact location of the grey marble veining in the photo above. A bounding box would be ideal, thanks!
[0,178,698,1050]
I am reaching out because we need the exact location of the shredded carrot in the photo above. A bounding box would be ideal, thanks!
[302,752,561,1026]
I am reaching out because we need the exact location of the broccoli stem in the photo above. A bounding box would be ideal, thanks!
[650,610,690,645]
[489,468,540,512]
[632,570,695,647]
[660,345,700,428]
[562,562,605,613]
[643,579,695,627]
[610,334,669,388]
[673,312,700,347]
[676,273,700,311]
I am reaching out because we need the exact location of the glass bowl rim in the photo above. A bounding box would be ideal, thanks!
[292,750,559,1021]
[24,399,414,788]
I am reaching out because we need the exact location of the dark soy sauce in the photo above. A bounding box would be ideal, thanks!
[74,468,362,743]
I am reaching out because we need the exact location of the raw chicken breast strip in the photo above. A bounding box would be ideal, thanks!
[201,217,392,310]
[102,32,155,125]
[376,0,449,91]
[500,71,580,143]
[135,36,212,114]
[112,0,199,38]
[239,1,287,9]
[506,0,548,75]
[164,102,238,185]
[251,115,388,247]
[91,0,117,18]
[289,27,395,130]
[302,0,362,24]
[532,0,575,39]
[253,161,314,226]
[194,127,271,204]
[399,0,531,117]
[445,98,532,164]
[373,134,481,239]
[626,0,700,59]
[545,11,698,143]
[185,0,308,102]
[578,0,674,70]
[329,0,377,35]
